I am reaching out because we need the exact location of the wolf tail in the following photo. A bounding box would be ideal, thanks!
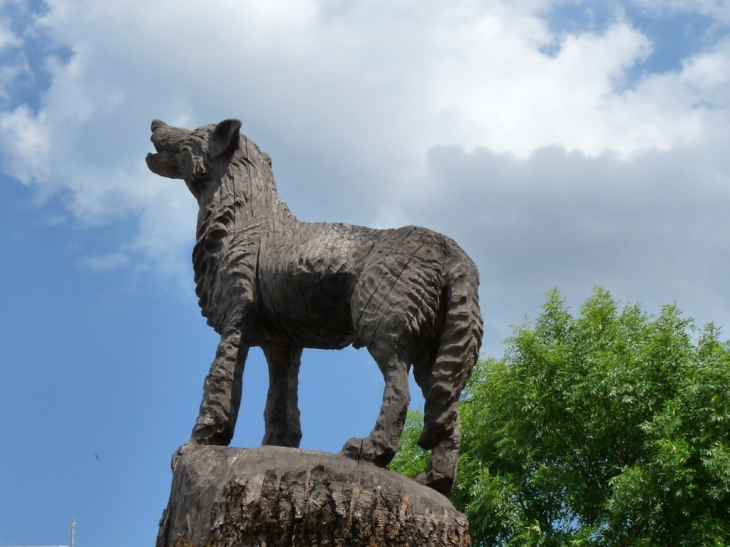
[418,247,483,450]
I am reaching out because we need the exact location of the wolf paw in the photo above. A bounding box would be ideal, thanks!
[340,437,395,467]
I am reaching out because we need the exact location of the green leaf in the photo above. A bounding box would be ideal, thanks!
[394,287,730,545]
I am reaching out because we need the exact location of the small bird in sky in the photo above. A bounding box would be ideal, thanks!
[94,453,99,460]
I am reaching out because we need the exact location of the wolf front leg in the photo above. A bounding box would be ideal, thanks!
[191,325,248,446]
[261,345,303,448]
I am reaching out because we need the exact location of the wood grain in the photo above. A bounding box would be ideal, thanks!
[146,119,484,497]
[157,445,471,547]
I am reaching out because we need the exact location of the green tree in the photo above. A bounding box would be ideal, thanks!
[391,288,730,546]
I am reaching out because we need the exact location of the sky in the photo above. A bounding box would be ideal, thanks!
[2,0,730,545]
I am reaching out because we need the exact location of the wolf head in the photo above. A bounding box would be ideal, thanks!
[146,118,243,200]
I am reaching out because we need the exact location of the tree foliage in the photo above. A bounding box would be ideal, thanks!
[391,288,730,546]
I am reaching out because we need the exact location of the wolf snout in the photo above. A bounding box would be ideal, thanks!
[151,119,167,132]
[146,119,193,179]
[149,120,191,154]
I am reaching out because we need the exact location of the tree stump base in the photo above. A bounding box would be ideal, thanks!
[156,444,470,547]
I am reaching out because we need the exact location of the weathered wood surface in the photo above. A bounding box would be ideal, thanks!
[157,444,471,547]
[146,119,483,496]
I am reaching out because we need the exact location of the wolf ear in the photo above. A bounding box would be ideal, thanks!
[210,118,242,157]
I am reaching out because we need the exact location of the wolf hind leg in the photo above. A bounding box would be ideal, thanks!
[412,348,460,497]
[418,270,481,451]
[341,345,410,467]
[415,416,461,498]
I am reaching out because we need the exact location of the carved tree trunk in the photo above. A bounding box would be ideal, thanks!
[157,445,470,547]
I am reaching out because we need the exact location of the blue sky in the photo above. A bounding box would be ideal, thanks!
[3,1,730,546]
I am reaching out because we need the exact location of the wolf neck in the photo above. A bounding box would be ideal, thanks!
[193,149,297,332]
[202,147,296,227]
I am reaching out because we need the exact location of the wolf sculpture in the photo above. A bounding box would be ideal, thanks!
[146,118,483,497]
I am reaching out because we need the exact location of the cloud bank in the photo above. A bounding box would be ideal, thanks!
[2,0,730,350]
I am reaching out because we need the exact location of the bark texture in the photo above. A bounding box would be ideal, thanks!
[157,444,470,547]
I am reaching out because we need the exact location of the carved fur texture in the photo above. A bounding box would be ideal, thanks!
[146,119,483,497]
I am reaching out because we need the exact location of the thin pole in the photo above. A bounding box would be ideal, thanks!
[71,516,75,547]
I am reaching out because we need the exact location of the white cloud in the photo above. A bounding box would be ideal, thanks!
[1,0,729,308]
[0,105,51,186]
[631,0,730,22]
[0,16,19,51]
[402,135,730,353]
[678,37,730,98]
[428,19,658,157]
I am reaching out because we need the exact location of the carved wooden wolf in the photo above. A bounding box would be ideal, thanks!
[146,118,483,497]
